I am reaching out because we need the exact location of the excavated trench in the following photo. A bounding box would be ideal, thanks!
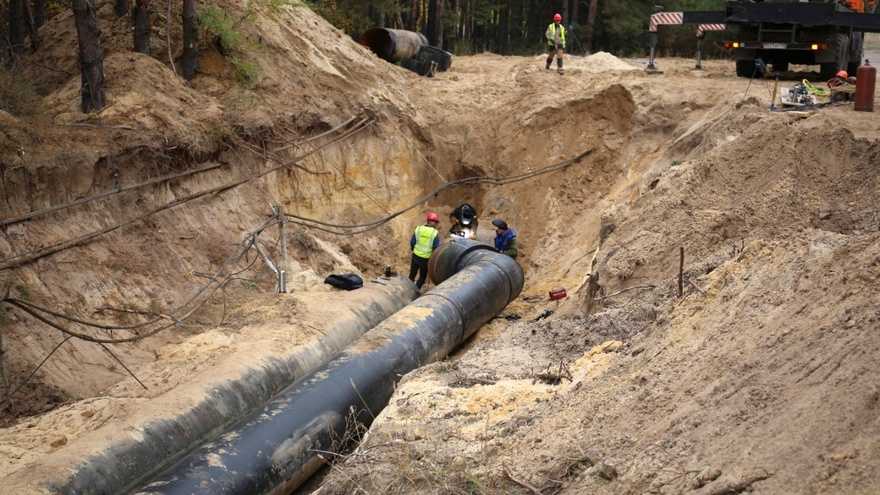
[6,5,877,491]
[0,49,643,492]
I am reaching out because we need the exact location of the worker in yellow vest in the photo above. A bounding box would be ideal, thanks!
[409,212,440,289]
[545,13,566,74]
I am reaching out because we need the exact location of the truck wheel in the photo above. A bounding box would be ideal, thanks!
[848,32,864,75]
[736,59,757,78]
[820,63,839,80]
[821,33,848,80]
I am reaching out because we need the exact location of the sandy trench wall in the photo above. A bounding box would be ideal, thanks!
[0,2,439,412]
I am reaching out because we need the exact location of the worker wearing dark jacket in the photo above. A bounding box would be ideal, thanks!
[545,13,566,74]
[492,219,518,259]
[409,212,441,289]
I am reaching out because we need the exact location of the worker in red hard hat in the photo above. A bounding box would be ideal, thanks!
[409,212,440,289]
[545,13,567,74]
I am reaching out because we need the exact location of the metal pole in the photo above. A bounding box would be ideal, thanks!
[695,33,704,70]
[648,31,658,71]
[278,204,288,294]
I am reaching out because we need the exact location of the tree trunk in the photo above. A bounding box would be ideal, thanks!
[181,0,197,80]
[133,0,150,54]
[22,0,38,50]
[115,0,129,17]
[426,0,444,47]
[436,0,444,49]
[426,0,436,45]
[33,0,46,28]
[563,0,570,25]
[585,0,598,54]
[572,0,580,27]
[72,0,106,113]
[9,0,26,55]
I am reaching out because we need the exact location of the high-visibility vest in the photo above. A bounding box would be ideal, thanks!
[412,225,438,259]
[546,23,567,47]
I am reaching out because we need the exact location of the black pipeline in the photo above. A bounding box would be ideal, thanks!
[137,239,523,494]
[360,28,427,62]
[49,278,417,495]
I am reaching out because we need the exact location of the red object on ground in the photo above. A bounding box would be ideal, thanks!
[549,288,567,300]
[855,60,876,112]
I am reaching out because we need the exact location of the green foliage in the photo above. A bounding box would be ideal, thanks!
[199,5,242,53]
[305,0,731,58]
[230,56,260,87]
[306,0,402,35]
[198,4,262,87]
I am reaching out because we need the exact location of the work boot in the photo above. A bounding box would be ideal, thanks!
[558,68,565,75]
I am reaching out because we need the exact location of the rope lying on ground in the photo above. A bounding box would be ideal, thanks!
[0,115,362,228]
[0,119,373,272]
[284,148,595,235]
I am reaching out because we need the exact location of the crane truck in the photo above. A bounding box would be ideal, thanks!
[650,1,880,78]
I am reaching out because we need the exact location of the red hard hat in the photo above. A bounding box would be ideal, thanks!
[426,212,439,223]
[554,13,562,22]
[836,70,848,79]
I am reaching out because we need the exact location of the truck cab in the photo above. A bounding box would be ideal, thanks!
[725,0,878,77]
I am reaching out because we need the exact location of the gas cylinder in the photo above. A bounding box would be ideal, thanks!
[855,60,876,112]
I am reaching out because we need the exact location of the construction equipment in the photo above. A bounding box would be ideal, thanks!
[648,1,880,78]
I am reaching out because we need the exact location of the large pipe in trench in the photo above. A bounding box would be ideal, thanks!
[360,28,428,63]
[137,238,523,494]
[51,278,417,495]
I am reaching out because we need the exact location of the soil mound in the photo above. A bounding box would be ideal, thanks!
[577,51,639,72]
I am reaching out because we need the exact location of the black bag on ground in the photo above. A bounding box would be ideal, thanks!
[324,273,364,290]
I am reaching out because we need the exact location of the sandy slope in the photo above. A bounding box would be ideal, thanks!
[320,53,880,495]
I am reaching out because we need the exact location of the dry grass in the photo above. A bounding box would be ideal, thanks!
[0,68,43,116]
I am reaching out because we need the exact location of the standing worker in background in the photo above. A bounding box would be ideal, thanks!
[409,212,441,289]
[492,219,518,259]
[545,13,566,75]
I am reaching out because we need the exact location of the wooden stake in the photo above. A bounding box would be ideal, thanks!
[279,204,288,293]
[0,327,9,407]
[678,246,684,298]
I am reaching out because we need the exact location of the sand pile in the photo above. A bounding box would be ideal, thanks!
[577,51,639,73]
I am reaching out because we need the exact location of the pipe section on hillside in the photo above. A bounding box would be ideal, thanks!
[50,278,417,495]
[137,239,523,495]
[360,28,428,62]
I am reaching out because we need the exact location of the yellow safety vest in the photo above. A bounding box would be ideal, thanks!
[412,225,438,259]
[546,23,567,48]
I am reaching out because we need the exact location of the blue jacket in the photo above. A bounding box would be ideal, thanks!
[495,228,517,252]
